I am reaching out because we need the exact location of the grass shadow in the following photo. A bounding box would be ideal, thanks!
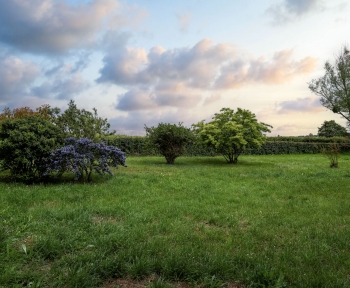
[0,170,116,186]
[128,155,275,169]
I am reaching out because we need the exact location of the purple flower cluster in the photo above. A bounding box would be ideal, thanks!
[45,137,127,181]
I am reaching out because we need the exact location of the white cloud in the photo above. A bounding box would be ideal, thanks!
[215,50,317,89]
[97,39,316,112]
[0,55,39,102]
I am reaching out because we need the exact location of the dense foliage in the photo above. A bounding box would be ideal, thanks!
[317,120,348,137]
[0,104,56,122]
[105,135,350,156]
[266,136,350,143]
[0,101,114,142]
[46,137,127,181]
[56,100,114,141]
[0,116,64,180]
[193,108,272,163]
[144,123,195,164]
[309,45,350,125]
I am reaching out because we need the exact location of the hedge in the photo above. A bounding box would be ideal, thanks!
[105,135,350,156]
[267,136,350,143]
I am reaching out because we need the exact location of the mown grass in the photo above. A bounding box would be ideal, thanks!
[1,154,350,287]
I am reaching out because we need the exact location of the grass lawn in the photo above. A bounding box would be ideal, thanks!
[1,154,350,287]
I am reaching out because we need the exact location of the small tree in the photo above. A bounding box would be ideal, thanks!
[193,108,272,163]
[318,120,348,137]
[319,142,341,168]
[309,45,350,124]
[144,123,194,164]
[46,138,127,182]
[0,116,64,180]
[56,100,115,141]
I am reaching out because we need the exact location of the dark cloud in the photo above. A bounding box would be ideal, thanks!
[0,0,133,54]
[266,0,323,24]
[0,55,39,102]
[277,97,324,113]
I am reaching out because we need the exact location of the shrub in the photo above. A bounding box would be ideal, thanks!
[0,116,64,180]
[193,108,272,163]
[46,137,127,181]
[318,142,342,168]
[144,123,195,164]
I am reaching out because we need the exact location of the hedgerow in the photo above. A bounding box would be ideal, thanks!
[105,135,350,156]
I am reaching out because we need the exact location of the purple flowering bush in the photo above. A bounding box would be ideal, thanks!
[46,137,127,181]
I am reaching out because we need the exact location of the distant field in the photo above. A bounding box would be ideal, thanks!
[1,154,350,287]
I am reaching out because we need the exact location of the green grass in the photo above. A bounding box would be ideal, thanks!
[1,154,350,287]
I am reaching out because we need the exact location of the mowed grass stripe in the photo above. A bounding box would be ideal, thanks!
[1,154,350,287]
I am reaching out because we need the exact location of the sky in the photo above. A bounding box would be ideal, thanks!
[0,0,349,136]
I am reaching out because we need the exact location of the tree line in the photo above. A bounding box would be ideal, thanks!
[1,44,350,181]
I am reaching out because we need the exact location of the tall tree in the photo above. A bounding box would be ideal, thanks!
[318,120,348,137]
[309,45,350,122]
[56,100,115,141]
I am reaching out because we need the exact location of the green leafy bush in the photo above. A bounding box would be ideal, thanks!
[144,123,195,164]
[0,116,64,180]
[193,108,272,163]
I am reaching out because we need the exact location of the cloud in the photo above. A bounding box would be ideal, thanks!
[176,13,191,32]
[277,97,324,113]
[215,50,317,89]
[97,39,236,87]
[203,94,221,105]
[97,39,316,112]
[0,0,144,54]
[116,88,158,111]
[0,55,39,102]
[266,0,324,24]
[109,108,198,135]
[32,74,90,100]
[116,83,202,111]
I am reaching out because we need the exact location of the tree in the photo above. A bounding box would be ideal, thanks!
[144,123,195,164]
[0,104,57,122]
[309,45,350,123]
[56,100,115,141]
[318,120,348,137]
[46,138,127,182]
[0,116,64,180]
[193,108,272,164]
